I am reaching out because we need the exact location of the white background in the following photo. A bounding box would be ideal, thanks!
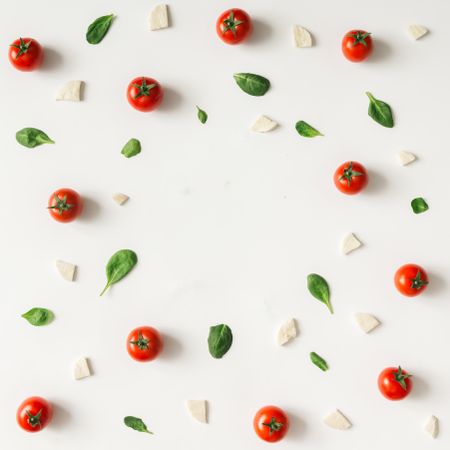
[0,0,449,449]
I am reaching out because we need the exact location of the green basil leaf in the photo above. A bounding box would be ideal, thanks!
[310,352,328,371]
[86,14,115,45]
[21,307,54,326]
[233,73,270,96]
[121,138,141,158]
[16,128,55,148]
[100,249,138,296]
[208,324,233,359]
[196,106,208,124]
[124,416,153,434]
[307,273,333,314]
[411,197,429,214]
[366,92,394,128]
[295,120,323,138]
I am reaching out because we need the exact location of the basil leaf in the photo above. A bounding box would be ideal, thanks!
[86,14,115,45]
[124,416,153,434]
[121,138,141,158]
[295,120,323,138]
[100,249,138,296]
[196,106,208,124]
[307,273,333,314]
[208,324,233,359]
[233,73,270,96]
[16,128,55,148]
[310,352,328,371]
[366,92,394,128]
[21,307,54,326]
[411,197,429,214]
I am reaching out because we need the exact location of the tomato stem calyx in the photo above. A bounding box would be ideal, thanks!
[47,194,74,215]
[133,78,157,99]
[10,37,32,59]
[262,417,284,436]
[129,331,150,350]
[222,11,244,37]
[411,270,428,290]
[339,161,363,186]
[393,366,412,391]
[346,31,371,47]
[26,408,43,428]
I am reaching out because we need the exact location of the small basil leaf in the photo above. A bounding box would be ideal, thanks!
[121,138,141,158]
[411,197,429,214]
[21,307,54,326]
[86,14,115,45]
[208,324,233,359]
[100,249,138,296]
[310,352,328,371]
[16,128,55,148]
[307,273,333,314]
[233,73,270,96]
[124,416,153,434]
[295,120,323,138]
[366,92,394,128]
[196,106,208,124]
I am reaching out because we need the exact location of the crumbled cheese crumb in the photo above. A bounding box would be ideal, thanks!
[112,193,129,205]
[56,80,83,101]
[74,358,91,380]
[341,233,362,255]
[354,313,380,333]
[397,151,417,166]
[424,415,439,438]
[293,25,313,48]
[277,319,298,345]
[149,4,169,31]
[323,409,352,430]
[186,400,207,423]
[251,115,278,133]
[56,260,77,281]
[408,25,428,40]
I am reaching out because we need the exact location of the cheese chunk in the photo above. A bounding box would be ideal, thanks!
[424,415,439,438]
[323,409,352,430]
[277,319,298,345]
[251,115,278,133]
[112,193,129,205]
[354,313,380,333]
[74,358,91,380]
[293,25,312,48]
[56,80,83,101]
[56,260,77,281]
[397,151,416,166]
[149,4,169,30]
[341,233,362,255]
[186,400,207,423]
[408,25,428,40]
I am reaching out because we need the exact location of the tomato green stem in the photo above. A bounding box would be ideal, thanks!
[10,37,32,58]
[26,408,43,428]
[262,417,284,436]
[222,11,244,37]
[129,331,150,350]
[393,366,412,390]
[133,78,157,99]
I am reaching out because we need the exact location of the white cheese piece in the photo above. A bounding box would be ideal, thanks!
[149,4,169,31]
[341,233,362,255]
[277,319,298,345]
[408,25,428,40]
[186,400,207,423]
[56,80,83,101]
[251,115,278,133]
[424,415,439,438]
[73,358,91,380]
[56,260,77,281]
[323,409,352,430]
[112,193,129,205]
[397,151,416,166]
[293,25,313,48]
[354,313,380,333]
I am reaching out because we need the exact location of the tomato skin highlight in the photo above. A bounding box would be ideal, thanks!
[342,30,373,62]
[127,326,163,362]
[333,161,368,195]
[378,367,412,401]
[16,396,53,432]
[127,77,163,112]
[394,264,429,297]
[216,8,253,45]
[253,405,289,443]
[48,188,83,223]
[8,37,44,71]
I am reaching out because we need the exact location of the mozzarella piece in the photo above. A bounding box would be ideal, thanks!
[149,4,169,30]
[277,319,298,345]
[424,415,439,438]
[112,193,129,205]
[293,25,312,48]
[354,313,380,333]
[341,233,362,255]
[56,80,83,101]
[56,260,77,281]
[397,151,416,166]
[186,400,207,423]
[73,358,91,380]
[251,115,278,133]
[323,410,352,430]
[408,25,428,40]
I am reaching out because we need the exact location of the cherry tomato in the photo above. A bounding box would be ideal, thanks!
[127,326,163,362]
[394,263,428,297]
[9,37,44,71]
[342,30,373,62]
[127,77,163,112]
[333,161,368,195]
[16,396,53,432]
[47,188,83,223]
[216,9,252,45]
[253,405,289,443]
[378,366,412,401]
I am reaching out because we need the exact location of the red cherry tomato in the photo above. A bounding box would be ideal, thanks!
[333,161,368,195]
[378,367,412,401]
[8,37,44,71]
[394,264,429,297]
[342,30,373,62]
[16,396,53,432]
[253,405,289,443]
[127,77,163,112]
[47,188,83,223]
[216,9,252,45]
[126,326,163,362]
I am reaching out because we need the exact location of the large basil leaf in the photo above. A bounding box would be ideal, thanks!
[16,128,55,148]
[86,14,115,45]
[208,324,233,358]
[124,416,153,434]
[366,92,394,128]
[307,273,333,314]
[22,307,54,326]
[295,120,323,138]
[233,73,270,96]
[100,249,138,296]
